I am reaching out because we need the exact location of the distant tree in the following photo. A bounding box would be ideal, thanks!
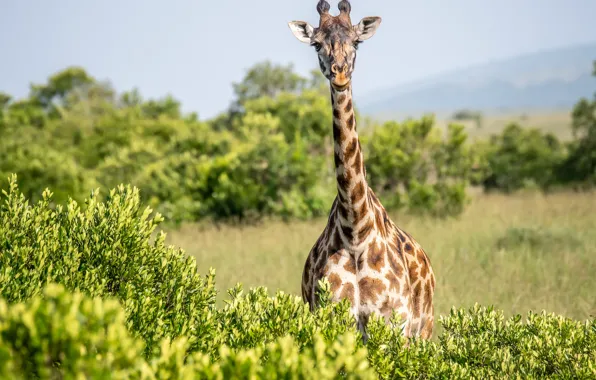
[232,61,308,106]
[452,109,483,129]
[558,60,596,185]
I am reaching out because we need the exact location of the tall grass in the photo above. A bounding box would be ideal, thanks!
[166,190,596,327]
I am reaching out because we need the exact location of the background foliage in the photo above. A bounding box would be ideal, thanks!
[4,61,593,224]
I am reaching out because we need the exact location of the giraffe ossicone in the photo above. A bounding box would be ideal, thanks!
[288,0,436,341]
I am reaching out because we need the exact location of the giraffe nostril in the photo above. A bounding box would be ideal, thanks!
[332,63,347,74]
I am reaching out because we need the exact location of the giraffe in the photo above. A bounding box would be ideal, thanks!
[288,0,436,341]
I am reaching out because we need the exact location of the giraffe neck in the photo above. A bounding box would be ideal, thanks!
[330,84,372,246]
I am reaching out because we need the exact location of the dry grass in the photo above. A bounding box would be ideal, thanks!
[165,190,596,324]
[436,110,573,140]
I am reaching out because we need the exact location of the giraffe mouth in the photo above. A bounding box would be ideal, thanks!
[331,81,350,91]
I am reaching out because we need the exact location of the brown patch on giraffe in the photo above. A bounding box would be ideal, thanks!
[388,240,400,256]
[402,282,410,297]
[356,253,365,271]
[343,258,357,274]
[344,99,353,113]
[357,218,374,244]
[332,121,343,144]
[338,202,349,221]
[337,186,348,204]
[344,138,358,162]
[328,273,342,294]
[303,260,311,285]
[412,282,422,318]
[430,273,436,289]
[339,283,355,304]
[423,282,432,314]
[379,297,400,318]
[408,260,419,283]
[358,277,386,304]
[369,190,379,204]
[341,223,353,241]
[331,229,342,251]
[347,114,355,130]
[354,197,368,222]
[374,210,386,237]
[350,181,365,205]
[311,245,320,262]
[337,168,352,192]
[328,252,342,265]
[336,94,346,105]
[352,151,362,174]
[419,253,429,279]
[396,229,406,243]
[420,317,434,340]
[333,149,341,169]
[387,252,404,277]
[367,241,386,272]
[333,107,341,120]
[385,272,400,293]
[404,242,414,253]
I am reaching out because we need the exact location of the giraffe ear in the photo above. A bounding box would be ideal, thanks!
[354,16,382,42]
[288,21,314,44]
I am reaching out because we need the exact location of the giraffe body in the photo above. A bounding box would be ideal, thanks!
[290,1,435,340]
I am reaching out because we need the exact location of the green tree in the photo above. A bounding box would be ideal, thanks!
[559,60,596,186]
[482,123,565,192]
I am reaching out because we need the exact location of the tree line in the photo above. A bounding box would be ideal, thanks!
[1,60,594,224]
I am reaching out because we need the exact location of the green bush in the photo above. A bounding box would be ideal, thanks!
[365,116,473,217]
[0,175,218,356]
[481,123,566,192]
[0,284,376,379]
[559,61,596,187]
[1,177,594,378]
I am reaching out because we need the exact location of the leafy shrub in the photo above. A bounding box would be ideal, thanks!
[0,284,376,379]
[559,61,596,187]
[365,116,474,217]
[0,284,145,379]
[481,123,566,193]
[1,179,595,378]
[0,175,218,356]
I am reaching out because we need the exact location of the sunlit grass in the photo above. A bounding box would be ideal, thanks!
[166,190,596,326]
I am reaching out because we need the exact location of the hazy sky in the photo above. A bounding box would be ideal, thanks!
[1,0,595,118]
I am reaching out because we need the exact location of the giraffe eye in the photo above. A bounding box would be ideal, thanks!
[311,42,322,52]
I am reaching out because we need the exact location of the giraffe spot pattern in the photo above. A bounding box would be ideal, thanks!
[357,218,374,243]
[344,138,359,163]
[367,241,385,272]
[385,272,400,293]
[344,258,357,274]
[350,181,365,205]
[301,85,435,342]
[412,282,422,318]
[352,152,362,174]
[344,99,353,113]
[328,273,342,293]
[358,277,386,304]
[340,283,355,304]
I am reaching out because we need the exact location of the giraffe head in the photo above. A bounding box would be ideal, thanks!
[288,0,382,91]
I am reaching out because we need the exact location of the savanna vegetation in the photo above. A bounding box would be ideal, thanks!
[0,60,595,377]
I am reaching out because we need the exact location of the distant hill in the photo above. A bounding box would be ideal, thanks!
[359,42,596,120]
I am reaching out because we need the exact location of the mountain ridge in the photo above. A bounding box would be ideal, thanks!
[359,41,596,119]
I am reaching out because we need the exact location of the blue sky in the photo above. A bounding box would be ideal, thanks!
[1,0,595,119]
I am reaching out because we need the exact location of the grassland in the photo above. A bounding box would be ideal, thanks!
[166,189,596,332]
[365,110,574,140]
